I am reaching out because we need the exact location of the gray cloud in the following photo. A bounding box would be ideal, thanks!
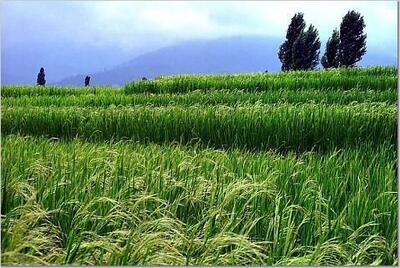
[2,1,397,61]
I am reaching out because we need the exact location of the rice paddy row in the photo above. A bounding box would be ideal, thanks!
[3,89,396,108]
[2,103,395,152]
[1,86,118,98]
[1,135,397,265]
[125,67,397,94]
[2,67,396,98]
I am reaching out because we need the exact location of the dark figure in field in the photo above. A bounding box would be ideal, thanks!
[142,77,148,81]
[264,69,268,73]
[37,67,46,86]
[85,76,91,87]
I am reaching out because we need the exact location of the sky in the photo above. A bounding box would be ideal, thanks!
[2,1,397,56]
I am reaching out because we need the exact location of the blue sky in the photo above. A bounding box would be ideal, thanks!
[2,1,397,56]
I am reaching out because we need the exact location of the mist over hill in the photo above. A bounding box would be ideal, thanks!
[2,36,396,86]
[55,36,282,86]
[1,41,139,85]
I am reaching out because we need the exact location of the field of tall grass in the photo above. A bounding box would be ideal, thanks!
[1,66,398,265]
[2,104,396,152]
[3,89,396,107]
[125,66,397,94]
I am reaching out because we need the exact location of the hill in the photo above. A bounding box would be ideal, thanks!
[2,36,396,86]
[56,36,397,86]
[55,36,281,86]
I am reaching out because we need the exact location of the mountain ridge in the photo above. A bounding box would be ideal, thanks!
[56,35,396,86]
[2,35,396,86]
[56,36,283,86]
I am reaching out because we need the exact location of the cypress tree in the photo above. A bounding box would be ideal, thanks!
[291,32,306,70]
[36,67,46,86]
[278,13,306,71]
[303,25,320,70]
[291,25,320,70]
[338,10,367,67]
[321,29,340,68]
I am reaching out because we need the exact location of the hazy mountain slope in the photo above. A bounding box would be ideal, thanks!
[57,36,396,86]
[1,41,138,85]
[56,36,282,86]
[2,35,396,86]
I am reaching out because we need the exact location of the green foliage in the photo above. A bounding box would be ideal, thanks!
[1,66,397,265]
[1,136,397,265]
[278,13,306,71]
[291,25,321,70]
[1,86,117,98]
[321,29,340,68]
[3,89,396,108]
[124,66,397,94]
[2,104,396,152]
[338,10,367,67]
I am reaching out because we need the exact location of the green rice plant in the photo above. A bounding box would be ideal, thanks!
[3,89,396,108]
[2,104,396,152]
[1,66,397,265]
[1,136,396,265]
[1,85,119,98]
[124,66,397,94]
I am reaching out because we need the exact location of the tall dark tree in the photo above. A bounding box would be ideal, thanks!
[303,25,321,70]
[85,76,91,87]
[36,67,46,86]
[291,25,320,70]
[321,29,340,68]
[278,13,306,71]
[338,10,367,67]
[291,32,306,70]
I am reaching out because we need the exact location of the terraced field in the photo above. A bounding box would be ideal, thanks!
[1,67,398,265]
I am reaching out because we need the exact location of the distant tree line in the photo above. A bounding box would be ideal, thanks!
[36,67,91,87]
[278,10,367,71]
[34,10,367,88]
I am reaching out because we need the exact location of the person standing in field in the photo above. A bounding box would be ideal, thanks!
[37,67,46,86]
[85,75,91,87]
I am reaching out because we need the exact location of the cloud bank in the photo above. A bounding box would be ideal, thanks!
[2,1,397,56]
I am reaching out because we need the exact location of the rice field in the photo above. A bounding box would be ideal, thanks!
[2,89,396,107]
[125,66,397,94]
[1,66,398,265]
